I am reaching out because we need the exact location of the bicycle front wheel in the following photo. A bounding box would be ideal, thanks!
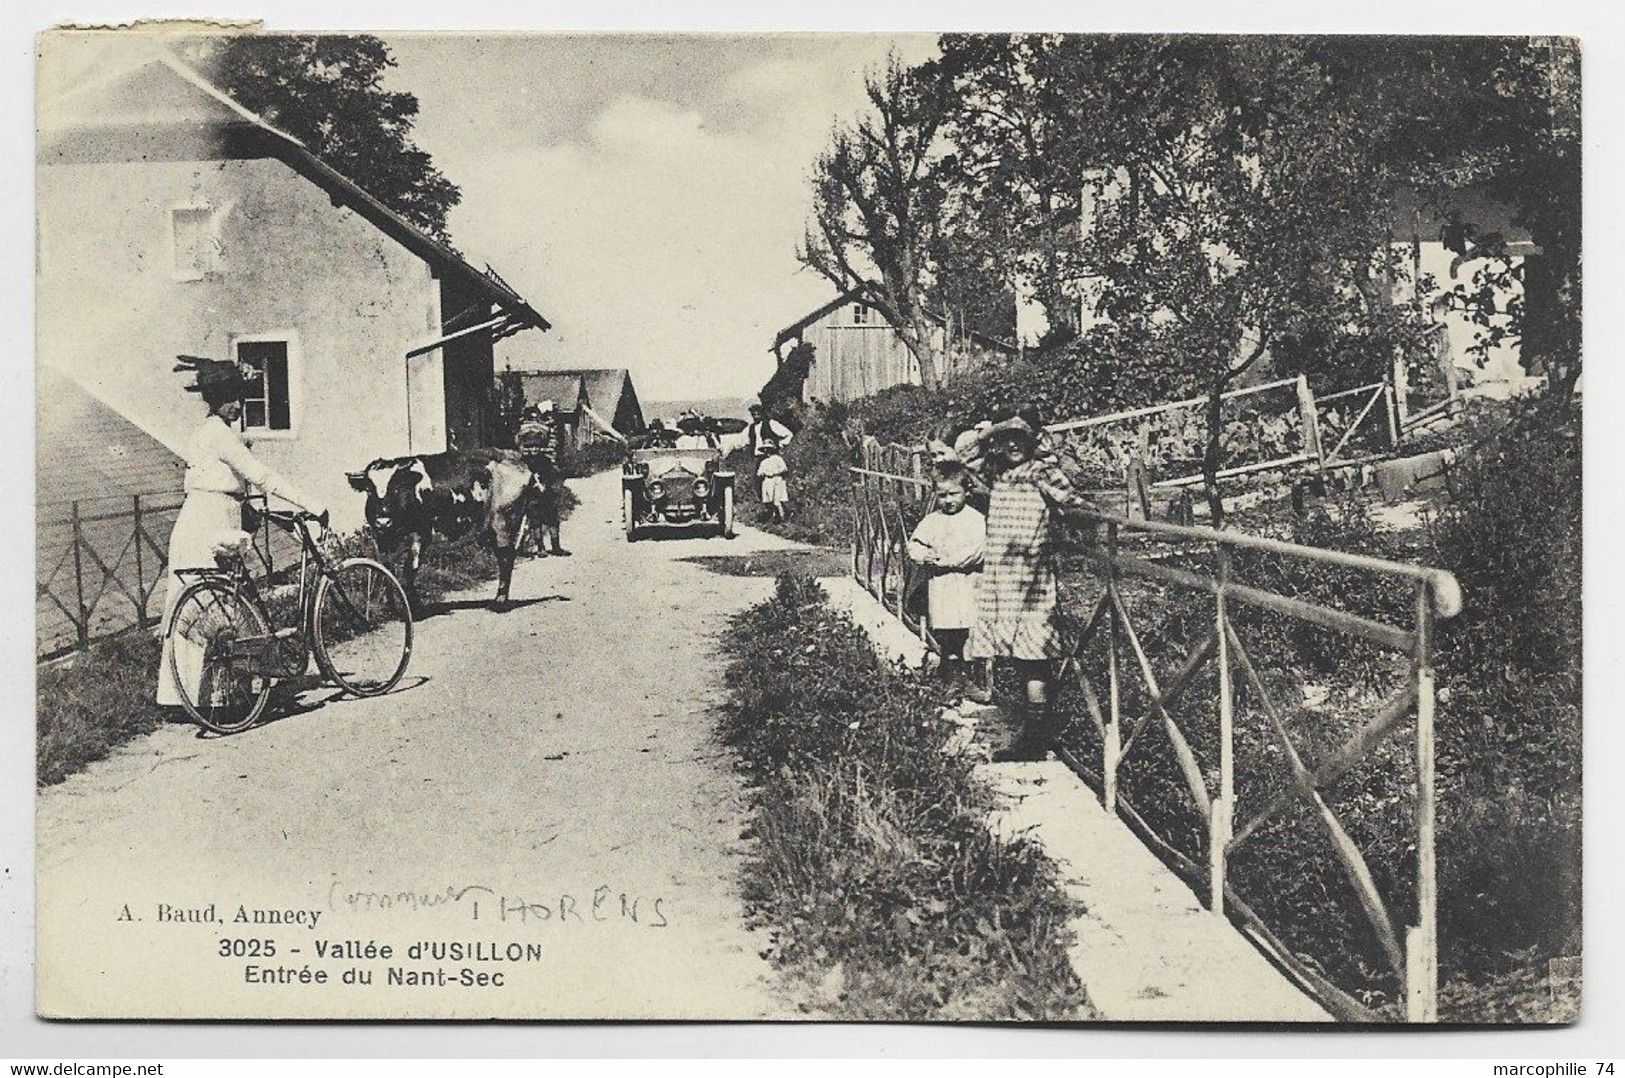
[312,558,414,697]
[167,579,273,735]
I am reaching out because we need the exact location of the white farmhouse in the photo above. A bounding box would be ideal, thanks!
[36,37,550,529]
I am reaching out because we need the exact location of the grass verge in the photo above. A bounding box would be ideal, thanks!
[719,573,1093,1020]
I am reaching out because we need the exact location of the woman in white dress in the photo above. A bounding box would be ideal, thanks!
[157,357,325,706]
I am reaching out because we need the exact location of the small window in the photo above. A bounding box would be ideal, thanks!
[172,206,219,280]
[852,303,871,325]
[236,339,292,432]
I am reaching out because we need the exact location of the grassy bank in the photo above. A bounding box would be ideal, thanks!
[37,527,514,787]
[718,574,1092,1020]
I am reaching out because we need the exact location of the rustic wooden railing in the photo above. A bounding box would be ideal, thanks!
[849,458,1461,1022]
[37,492,185,660]
[1055,512,1459,1022]
[1045,374,1401,493]
[36,490,298,662]
[849,438,936,646]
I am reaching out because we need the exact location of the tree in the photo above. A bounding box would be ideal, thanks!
[1055,37,1428,525]
[937,34,1087,349]
[186,34,461,241]
[799,54,953,391]
[1383,39,1580,395]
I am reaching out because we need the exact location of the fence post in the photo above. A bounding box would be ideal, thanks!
[1384,381,1401,449]
[1296,374,1325,474]
[1103,521,1122,813]
[70,500,89,650]
[133,494,146,625]
[1210,543,1235,914]
[1407,580,1439,1022]
[1392,347,1411,428]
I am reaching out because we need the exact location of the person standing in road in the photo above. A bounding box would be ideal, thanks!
[906,461,986,696]
[517,400,570,557]
[756,440,791,523]
[746,403,794,498]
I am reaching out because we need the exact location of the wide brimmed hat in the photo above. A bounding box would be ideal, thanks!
[175,355,250,400]
[982,415,1040,444]
[677,411,705,432]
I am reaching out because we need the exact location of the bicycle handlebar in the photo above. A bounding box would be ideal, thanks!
[265,508,330,530]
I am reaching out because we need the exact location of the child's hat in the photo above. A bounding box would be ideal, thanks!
[983,415,1039,443]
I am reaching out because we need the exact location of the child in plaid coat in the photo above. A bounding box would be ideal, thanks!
[966,411,1089,761]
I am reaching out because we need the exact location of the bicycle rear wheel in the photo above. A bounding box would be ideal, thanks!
[312,558,414,697]
[167,579,273,735]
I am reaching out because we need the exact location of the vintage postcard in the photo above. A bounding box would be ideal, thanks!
[34,27,1581,1023]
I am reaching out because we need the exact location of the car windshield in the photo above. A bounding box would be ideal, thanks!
[634,447,719,471]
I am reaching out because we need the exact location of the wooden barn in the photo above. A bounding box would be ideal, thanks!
[769,289,1016,405]
[496,367,645,444]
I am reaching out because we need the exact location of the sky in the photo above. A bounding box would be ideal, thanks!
[379,33,938,404]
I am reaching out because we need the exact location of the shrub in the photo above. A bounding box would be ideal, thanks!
[566,439,627,477]
[1429,394,1582,981]
[720,574,1092,1020]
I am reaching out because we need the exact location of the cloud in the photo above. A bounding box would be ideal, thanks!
[411,36,940,402]
[586,96,709,157]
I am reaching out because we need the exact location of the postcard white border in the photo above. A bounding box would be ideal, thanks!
[4,0,1623,1059]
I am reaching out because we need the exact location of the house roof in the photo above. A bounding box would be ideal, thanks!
[39,50,549,334]
[771,289,865,350]
[509,372,588,413]
[508,368,642,430]
[549,369,637,416]
[37,367,185,508]
[770,288,1018,356]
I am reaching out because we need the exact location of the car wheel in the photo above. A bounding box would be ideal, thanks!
[624,488,639,542]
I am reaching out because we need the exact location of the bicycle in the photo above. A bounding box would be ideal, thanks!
[164,501,414,735]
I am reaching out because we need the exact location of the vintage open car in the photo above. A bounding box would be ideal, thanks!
[622,447,735,541]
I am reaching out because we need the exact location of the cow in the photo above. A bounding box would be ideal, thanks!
[346,450,535,612]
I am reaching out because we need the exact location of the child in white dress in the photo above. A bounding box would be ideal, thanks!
[757,442,790,522]
[906,463,985,691]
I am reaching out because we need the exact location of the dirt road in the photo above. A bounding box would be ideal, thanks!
[36,470,841,1019]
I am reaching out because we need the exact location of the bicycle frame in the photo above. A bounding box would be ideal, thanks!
[186,497,336,677]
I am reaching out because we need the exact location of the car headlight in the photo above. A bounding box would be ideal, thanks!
[648,480,666,500]
[692,478,710,499]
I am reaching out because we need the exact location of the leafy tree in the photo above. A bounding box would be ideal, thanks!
[186,34,461,241]
[799,54,954,391]
[1052,37,1428,524]
[936,34,1083,349]
[1375,38,1580,394]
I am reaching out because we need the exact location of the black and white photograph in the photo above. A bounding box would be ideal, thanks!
[20,18,1596,1038]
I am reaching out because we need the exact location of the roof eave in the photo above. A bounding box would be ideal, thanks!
[155,54,550,334]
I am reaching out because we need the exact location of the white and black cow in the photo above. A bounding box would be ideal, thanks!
[347,450,535,611]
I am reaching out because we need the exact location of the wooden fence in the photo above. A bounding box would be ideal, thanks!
[849,439,935,644]
[36,491,301,662]
[849,456,1462,1022]
[1045,374,1400,495]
